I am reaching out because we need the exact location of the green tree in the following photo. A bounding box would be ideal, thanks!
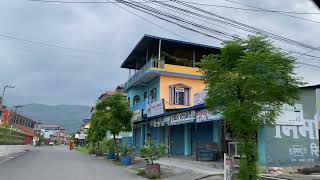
[87,112,108,152]
[96,92,133,159]
[200,36,303,179]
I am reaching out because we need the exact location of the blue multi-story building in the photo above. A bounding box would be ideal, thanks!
[121,34,320,166]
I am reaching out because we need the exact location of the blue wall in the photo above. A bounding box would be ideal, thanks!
[127,77,160,110]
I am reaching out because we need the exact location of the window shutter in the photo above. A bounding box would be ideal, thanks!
[169,86,173,104]
[185,88,190,106]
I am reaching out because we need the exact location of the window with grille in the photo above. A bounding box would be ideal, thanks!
[169,85,190,105]
[149,88,157,102]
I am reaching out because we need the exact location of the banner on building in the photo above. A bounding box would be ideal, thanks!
[276,104,304,126]
[150,117,169,127]
[194,90,208,106]
[168,110,195,126]
[132,110,142,123]
[196,109,222,123]
[146,100,165,118]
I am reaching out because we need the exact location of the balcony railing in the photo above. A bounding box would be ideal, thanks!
[125,59,164,89]
[132,101,146,111]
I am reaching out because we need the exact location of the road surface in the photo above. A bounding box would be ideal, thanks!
[0,145,143,180]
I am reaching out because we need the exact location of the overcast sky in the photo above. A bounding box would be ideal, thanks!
[1,0,320,106]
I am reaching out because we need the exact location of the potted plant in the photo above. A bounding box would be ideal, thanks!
[120,143,135,165]
[105,139,116,160]
[140,140,167,176]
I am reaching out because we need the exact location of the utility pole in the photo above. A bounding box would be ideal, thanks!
[0,85,15,107]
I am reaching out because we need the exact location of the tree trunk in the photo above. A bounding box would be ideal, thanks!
[113,134,119,160]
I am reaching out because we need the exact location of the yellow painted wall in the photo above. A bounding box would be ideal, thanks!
[164,64,202,76]
[160,75,206,109]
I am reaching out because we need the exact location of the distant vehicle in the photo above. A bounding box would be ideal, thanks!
[48,141,54,146]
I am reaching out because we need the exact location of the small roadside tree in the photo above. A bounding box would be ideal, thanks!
[200,36,303,179]
[96,92,133,160]
[87,112,107,154]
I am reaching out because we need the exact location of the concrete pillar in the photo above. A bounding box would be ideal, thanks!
[145,124,148,142]
[140,125,144,148]
[184,124,191,156]
[165,126,169,154]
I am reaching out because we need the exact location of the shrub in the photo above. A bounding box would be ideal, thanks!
[140,140,166,164]
[120,143,135,156]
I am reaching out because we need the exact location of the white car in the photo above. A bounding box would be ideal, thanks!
[49,141,54,146]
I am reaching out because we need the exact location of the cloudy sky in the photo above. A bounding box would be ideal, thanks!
[1,0,320,106]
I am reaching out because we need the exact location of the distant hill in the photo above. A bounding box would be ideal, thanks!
[20,103,91,134]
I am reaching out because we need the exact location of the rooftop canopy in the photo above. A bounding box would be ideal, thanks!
[121,34,220,69]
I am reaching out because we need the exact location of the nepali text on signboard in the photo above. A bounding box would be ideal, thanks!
[196,109,222,123]
[276,104,304,126]
[146,100,164,118]
[194,90,208,106]
[168,110,195,126]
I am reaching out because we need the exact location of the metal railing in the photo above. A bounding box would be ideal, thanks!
[125,59,164,89]
[132,101,146,111]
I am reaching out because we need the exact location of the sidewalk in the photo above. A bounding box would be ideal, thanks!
[156,157,224,175]
[0,145,31,164]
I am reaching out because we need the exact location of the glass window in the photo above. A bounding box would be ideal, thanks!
[150,88,157,102]
[133,95,140,105]
[170,86,190,105]
[144,91,148,101]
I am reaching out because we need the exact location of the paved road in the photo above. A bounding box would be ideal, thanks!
[0,145,143,180]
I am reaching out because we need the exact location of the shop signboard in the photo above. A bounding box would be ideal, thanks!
[168,110,195,126]
[132,110,142,123]
[276,104,304,126]
[194,90,208,106]
[146,100,165,118]
[150,117,168,127]
[196,109,222,123]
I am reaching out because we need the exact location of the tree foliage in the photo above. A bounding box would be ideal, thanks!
[200,36,303,179]
[96,92,133,137]
[94,92,133,159]
[140,140,167,164]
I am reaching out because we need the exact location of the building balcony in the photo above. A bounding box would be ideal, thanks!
[125,59,202,90]
[132,101,146,111]
[125,59,164,90]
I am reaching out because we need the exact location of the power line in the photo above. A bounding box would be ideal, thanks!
[119,0,228,41]
[182,1,320,15]
[173,1,319,50]
[28,0,320,15]
[295,46,320,58]
[0,33,107,55]
[224,0,320,24]
[105,0,190,41]
[28,0,171,4]
[28,0,320,69]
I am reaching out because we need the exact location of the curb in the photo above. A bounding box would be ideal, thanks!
[0,150,29,165]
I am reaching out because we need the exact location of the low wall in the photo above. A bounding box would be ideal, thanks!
[0,128,25,145]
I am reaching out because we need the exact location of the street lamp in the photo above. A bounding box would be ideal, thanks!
[0,85,15,107]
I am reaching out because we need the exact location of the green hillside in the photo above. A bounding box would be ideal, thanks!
[20,103,91,134]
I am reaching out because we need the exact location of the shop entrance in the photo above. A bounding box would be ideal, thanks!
[170,124,185,155]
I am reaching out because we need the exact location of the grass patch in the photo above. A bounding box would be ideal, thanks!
[135,168,160,179]
[77,146,90,154]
